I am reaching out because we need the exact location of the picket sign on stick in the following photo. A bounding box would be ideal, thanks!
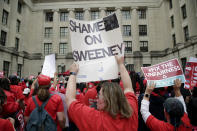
[41,54,56,78]
[69,13,125,83]
[184,57,197,89]
[141,59,185,88]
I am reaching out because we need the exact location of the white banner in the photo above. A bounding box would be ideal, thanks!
[41,54,56,78]
[69,13,124,82]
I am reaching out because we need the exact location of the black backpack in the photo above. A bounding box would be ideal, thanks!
[26,94,57,131]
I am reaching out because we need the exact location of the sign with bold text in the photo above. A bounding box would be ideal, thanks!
[141,59,185,87]
[69,13,124,82]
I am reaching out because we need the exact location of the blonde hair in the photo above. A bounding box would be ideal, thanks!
[101,82,132,118]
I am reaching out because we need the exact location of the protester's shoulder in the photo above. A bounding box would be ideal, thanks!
[50,94,62,101]
[125,92,137,101]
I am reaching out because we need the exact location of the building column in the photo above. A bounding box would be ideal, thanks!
[52,9,59,54]
[8,0,18,47]
[68,8,75,55]
[84,7,90,20]
[115,7,122,25]
[99,7,106,18]
[132,7,140,52]
[132,7,142,72]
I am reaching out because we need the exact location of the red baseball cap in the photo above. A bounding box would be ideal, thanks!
[37,74,51,87]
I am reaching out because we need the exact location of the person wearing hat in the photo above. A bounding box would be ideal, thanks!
[141,79,192,131]
[66,56,138,131]
[23,88,30,107]
[24,74,65,131]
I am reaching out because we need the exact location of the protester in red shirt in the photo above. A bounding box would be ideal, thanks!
[0,78,19,116]
[141,79,192,131]
[24,74,65,131]
[66,56,138,131]
[23,88,30,106]
[83,85,97,107]
[0,87,15,131]
[9,75,25,110]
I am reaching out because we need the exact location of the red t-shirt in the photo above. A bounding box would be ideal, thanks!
[1,90,19,116]
[0,119,15,131]
[83,86,97,106]
[68,92,138,131]
[24,94,64,131]
[10,85,25,100]
[146,113,192,131]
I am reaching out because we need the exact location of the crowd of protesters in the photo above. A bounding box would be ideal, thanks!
[0,56,196,131]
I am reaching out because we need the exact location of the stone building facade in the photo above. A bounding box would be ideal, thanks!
[0,0,197,77]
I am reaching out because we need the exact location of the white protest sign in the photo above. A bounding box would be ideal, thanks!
[41,54,56,78]
[189,57,197,63]
[69,13,124,83]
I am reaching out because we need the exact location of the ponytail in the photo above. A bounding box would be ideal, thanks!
[37,88,50,102]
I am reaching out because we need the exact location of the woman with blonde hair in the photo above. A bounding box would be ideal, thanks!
[66,56,138,131]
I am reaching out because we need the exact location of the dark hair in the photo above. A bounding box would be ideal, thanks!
[187,94,197,126]
[9,75,18,85]
[0,88,7,105]
[37,88,50,102]
[0,78,11,91]
[163,98,184,127]
[0,88,7,113]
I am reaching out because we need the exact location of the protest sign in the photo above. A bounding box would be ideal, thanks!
[141,59,185,88]
[69,13,124,83]
[0,71,4,78]
[41,54,56,78]
[184,57,197,89]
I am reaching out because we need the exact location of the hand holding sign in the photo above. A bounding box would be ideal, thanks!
[69,63,79,74]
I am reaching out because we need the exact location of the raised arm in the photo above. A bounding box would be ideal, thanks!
[173,79,187,113]
[140,82,155,123]
[65,63,79,108]
[115,56,134,94]
[53,72,58,89]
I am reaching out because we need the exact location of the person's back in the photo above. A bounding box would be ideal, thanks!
[24,74,65,131]
[66,56,138,131]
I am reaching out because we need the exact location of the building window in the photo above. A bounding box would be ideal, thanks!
[60,12,68,22]
[140,41,148,52]
[172,34,176,47]
[44,43,52,55]
[183,26,189,41]
[44,27,53,38]
[45,12,53,22]
[0,30,7,46]
[2,10,9,25]
[91,11,99,20]
[139,25,147,36]
[169,0,173,9]
[3,0,9,4]
[126,64,134,71]
[15,38,19,51]
[60,27,68,38]
[123,25,131,36]
[170,15,174,28]
[106,10,115,16]
[124,41,132,53]
[3,61,9,78]
[59,43,68,54]
[138,9,146,19]
[75,11,84,20]
[17,64,22,78]
[143,64,151,67]
[17,1,22,14]
[16,20,21,33]
[181,4,187,19]
[122,10,131,20]
[181,57,186,72]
